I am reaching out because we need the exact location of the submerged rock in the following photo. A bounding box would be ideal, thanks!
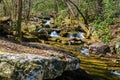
[0,51,80,80]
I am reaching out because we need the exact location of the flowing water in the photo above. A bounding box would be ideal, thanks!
[76,32,85,40]
[45,20,51,25]
[67,32,85,40]
[50,31,59,37]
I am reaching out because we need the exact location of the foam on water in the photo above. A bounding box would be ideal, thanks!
[50,31,59,37]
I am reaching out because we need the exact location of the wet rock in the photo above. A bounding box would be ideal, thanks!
[0,51,80,80]
[68,39,81,45]
[49,37,60,42]
[89,42,110,54]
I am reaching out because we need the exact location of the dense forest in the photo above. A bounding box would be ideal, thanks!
[0,0,120,80]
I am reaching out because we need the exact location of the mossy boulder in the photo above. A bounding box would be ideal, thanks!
[0,62,14,78]
[0,51,80,80]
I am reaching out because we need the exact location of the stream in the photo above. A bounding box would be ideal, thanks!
[46,41,120,80]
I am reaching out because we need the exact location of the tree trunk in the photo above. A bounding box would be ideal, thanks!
[12,0,18,20]
[17,0,22,41]
[24,0,31,24]
[27,0,31,20]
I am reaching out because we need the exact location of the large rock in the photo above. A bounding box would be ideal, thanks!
[0,51,80,80]
[89,42,110,54]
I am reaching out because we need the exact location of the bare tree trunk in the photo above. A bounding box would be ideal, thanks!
[17,0,22,41]
[23,0,31,24]
[68,0,88,25]
[65,0,76,17]
[12,0,18,20]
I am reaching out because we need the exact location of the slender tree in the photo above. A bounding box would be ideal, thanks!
[17,0,22,41]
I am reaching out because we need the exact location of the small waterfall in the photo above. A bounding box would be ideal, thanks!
[67,33,74,38]
[111,70,120,78]
[50,31,59,37]
[45,20,51,25]
[76,32,85,40]
[67,32,85,39]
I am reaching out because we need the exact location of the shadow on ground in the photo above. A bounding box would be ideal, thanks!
[45,69,93,80]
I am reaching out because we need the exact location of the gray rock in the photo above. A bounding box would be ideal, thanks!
[0,51,80,80]
[89,42,110,54]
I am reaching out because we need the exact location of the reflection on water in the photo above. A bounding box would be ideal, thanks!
[50,31,59,37]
